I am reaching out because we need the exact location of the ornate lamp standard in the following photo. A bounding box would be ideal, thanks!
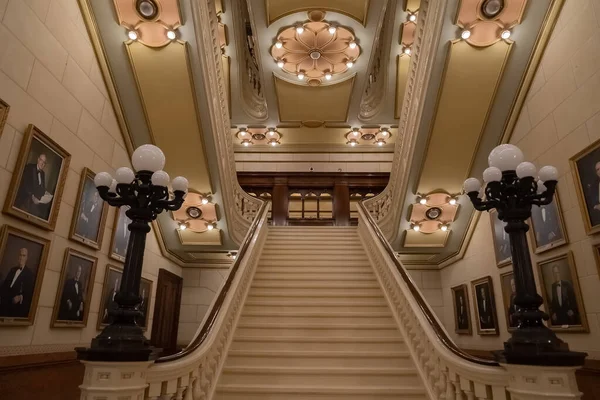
[77,144,188,361]
[463,144,586,366]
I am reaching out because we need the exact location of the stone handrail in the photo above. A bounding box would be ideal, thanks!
[78,202,271,400]
[357,202,583,400]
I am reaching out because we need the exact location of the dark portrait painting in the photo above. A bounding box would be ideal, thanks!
[0,97,9,137]
[52,249,97,328]
[490,210,511,267]
[110,206,131,262]
[0,225,49,325]
[98,265,152,331]
[3,125,70,231]
[70,168,109,250]
[537,252,588,332]
[530,190,568,254]
[471,276,499,335]
[451,284,471,335]
[571,141,600,234]
[500,271,518,332]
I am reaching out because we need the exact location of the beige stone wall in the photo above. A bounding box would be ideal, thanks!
[177,267,228,345]
[408,269,444,317]
[440,0,600,359]
[0,0,182,355]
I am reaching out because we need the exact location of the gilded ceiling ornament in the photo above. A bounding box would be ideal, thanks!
[409,192,459,234]
[270,12,360,85]
[344,127,392,147]
[235,127,282,146]
[172,193,219,234]
[113,0,181,47]
[456,0,527,47]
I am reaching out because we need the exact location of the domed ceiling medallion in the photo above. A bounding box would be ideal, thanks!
[270,11,360,85]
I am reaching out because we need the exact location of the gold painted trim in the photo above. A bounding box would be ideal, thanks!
[0,97,9,138]
[177,228,224,246]
[535,251,589,333]
[77,0,135,155]
[402,229,451,248]
[265,1,371,26]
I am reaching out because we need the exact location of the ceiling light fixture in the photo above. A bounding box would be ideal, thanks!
[380,128,389,137]
[178,221,187,231]
[227,251,237,260]
[296,25,304,34]
[501,29,511,39]
[408,13,417,22]
[201,197,209,205]
[449,198,457,206]
[375,138,386,146]
[275,41,283,49]
[403,46,412,55]
[349,41,357,49]
[297,72,305,80]
[412,224,421,232]
[241,139,253,147]
[166,29,177,40]
[328,25,337,34]
[440,223,449,232]
[207,222,216,230]
[277,59,285,68]
[346,60,354,68]
[346,139,358,147]
[418,196,427,205]
[461,30,471,40]
[325,72,332,80]
[128,30,139,41]
[268,139,280,146]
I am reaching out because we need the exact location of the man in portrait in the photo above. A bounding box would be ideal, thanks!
[476,285,494,330]
[549,264,580,326]
[0,248,35,317]
[531,202,562,247]
[58,265,85,321]
[455,291,469,330]
[507,277,519,328]
[584,161,600,227]
[15,153,53,219]
[76,187,102,241]
[102,276,120,325]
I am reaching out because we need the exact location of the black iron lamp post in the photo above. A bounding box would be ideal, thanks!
[77,144,188,362]
[463,144,586,366]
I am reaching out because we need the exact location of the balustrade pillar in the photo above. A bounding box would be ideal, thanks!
[502,364,582,400]
[79,361,153,400]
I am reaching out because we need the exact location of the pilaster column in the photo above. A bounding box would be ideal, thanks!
[79,361,153,400]
[502,364,582,400]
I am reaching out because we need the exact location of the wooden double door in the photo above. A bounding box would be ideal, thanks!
[150,269,183,356]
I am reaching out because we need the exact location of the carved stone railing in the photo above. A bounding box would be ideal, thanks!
[191,0,263,244]
[363,0,445,242]
[79,202,270,400]
[357,203,583,400]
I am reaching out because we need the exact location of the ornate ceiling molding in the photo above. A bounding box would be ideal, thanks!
[113,0,181,47]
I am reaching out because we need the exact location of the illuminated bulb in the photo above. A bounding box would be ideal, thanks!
[349,41,357,49]
[201,197,209,205]
[408,13,417,22]
[207,222,215,231]
[328,25,337,34]
[297,72,305,80]
[128,30,138,41]
[296,26,304,34]
[412,224,420,232]
[346,61,354,68]
[269,139,280,146]
[166,30,176,40]
[268,129,276,136]
[325,73,332,80]
[232,254,237,260]
[441,224,449,232]
[277,60,285,68]
[241,139,252,146]
[380,129,389,137]
[275,41,283,49]
[449,198,457,206]
[501,30,511,40]
[461,30,471,40]
[403,47,411,55]
[178,222,187,231]
[351,129,360,137]
[346,139,358,147]
[376,139,386,146]
[419,197,427,205]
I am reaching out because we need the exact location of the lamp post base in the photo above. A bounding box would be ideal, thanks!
[494,326,586,366]
[76,324,160,362]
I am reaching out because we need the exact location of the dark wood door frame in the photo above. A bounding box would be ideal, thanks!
[150,269,183,356]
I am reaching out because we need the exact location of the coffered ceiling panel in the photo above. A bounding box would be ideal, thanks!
[275,76,355,123]
[266,0,370,25]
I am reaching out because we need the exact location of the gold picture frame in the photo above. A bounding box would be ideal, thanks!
[69,168,109,250]
[110,206,131,262]
[471,276,499,336]
[0,225,50,325]
[593,242,600,277]
[570,139,600,234]
[499,270,518,332]
[97,265,152,331]
[0,98,9,137]
[528,188,568,254]
[451,284,472,335]
[51,248,98,328]
[536,252,589,333]
[2,124,71,231]
[489,210,511,267]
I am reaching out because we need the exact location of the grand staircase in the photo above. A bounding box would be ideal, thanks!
[215,226,428,400]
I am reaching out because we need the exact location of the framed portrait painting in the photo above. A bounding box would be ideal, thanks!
[2,124,71,230]
[0,225,50,325]
[97,265,152,331]
[499,270,518,332]
[51,248,97,328]
[490,210,511,267]
[529,189,568,254]
[471,276,499,336]
[571,140,600,234]
[451,284,472,335]
[110,206,131,262]
[0,97,9,136]
[536,252,588,332]
[69,168,109,250]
